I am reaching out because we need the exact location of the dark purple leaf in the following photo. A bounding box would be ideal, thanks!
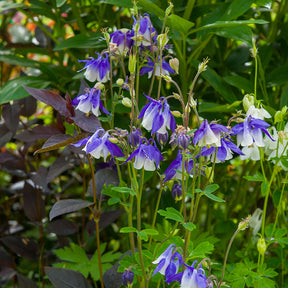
[86,209,124,234]
[49,199,94,221]
[47,154,78,183]
[46,219,78,236]
[70,110,101,133]
[23,182,46,222]
[0,247,14,268]
[0,236,39,260]
[45,267,92,288]
[14,125,62,143]
[0,267,16,285]
[87,168,119,200]
[0,151,26,172]
[17,273,38,288]
[23,86,71,118]
[29,166,50,193]
[66,93,75,117]
[18,96,37,117]
[2,102,21,134]
[0,124,13,147]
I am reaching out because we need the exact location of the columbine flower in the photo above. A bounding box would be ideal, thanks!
[240,145,261,161]
[139,57,175,78]
[156,131,169,148]
[201,137,244,163]
[246,105,271,120]
[124,139,163,171]
[171,183,182,200]
[71,88,110,116]
[164,151,194,182]
[231,115,273,147]
[166,261,207,288]
[193,119,228,147]
[129,127,142,147]
[78,53,110,83]
[138,94,176,135]
[132,13,157,47]
[152,244,183,281]
[122,269,134,287]
[83,128,124,161]
[110,29,134,55]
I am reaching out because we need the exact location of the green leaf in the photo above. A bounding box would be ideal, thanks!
[182,222,196,232]
[166,14,194,35]
[189,241,214,258]
[204,192,225,202]
[141,229,159,236]
[243,172,265,182]
[137,230,148,241]
[280,84,288,109]
[224,75,253,93]
[54,32,104,50]
[205,184,219,194]
[214,25,253,46]
[221,0,254,21]
[120,227,137,233]
[0,1,24,12]
[0,77,50,105]
[261,181,269,196]
[56,0,67,7]
[100,0,133,8]
[158,207,185,223]
[112,186,136,196]
[199,101,242,113]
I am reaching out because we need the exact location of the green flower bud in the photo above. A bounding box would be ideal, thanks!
[157,33,168,49]
[257,237,266,256]
[122,97,132,108]
[243,94,255,112]
[169,58,179,74]
[165,2,174,16]
[129,54,136,74]
[238,215,251,231]
[116,78,124,86]
[171,110,182,118]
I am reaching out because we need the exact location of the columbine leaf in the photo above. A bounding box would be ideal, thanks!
[158,207,184,223]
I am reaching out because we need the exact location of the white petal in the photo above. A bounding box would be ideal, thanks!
[84,68,97,82]
[144,159,156,171]
[134,155,145,170]
[76,100,91,113]
[252,129,265,147]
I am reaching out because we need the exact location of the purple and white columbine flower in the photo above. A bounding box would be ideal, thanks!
[231,115,273,147]
[124,138,163,171]
[152,244,183,281]
[138,94,176,135]
[201,137,244,163]
[139,57,175,78]
[193,119,229,147]
[110,29,134,55]
[164,151,194,182]
[166,261,207,288]
[78,53,110,83]
[71,88,110,116]
[83,128,124,161]
[132,13,157,47]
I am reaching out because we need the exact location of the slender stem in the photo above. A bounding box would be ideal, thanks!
[87,155,104,288]
[181,150,187,223]
[217,229,240,287]
[254,50,258,101]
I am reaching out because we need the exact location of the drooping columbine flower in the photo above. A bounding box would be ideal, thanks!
[122,269,134,287]
[129,127,142,147]
[171,183,182,200]
[124,138,163,171]
[139,57,175,78]
[164,151,194,182]
[156,131,169,148]
[201,137,244,163]
[166,261,207,288]
[231,115,273,147]
[83,128,124,161]
[193,119,229,147]
[138,94,176,135]
[246,105,271,120]
[152,244,183,281]
[110,29,134,55]
[71,88,110,116]
[78,53,110,83]
[132,13,157,47]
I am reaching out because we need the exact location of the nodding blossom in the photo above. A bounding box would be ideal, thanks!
[139,57,175,78]
[231,115,273,148]
[246,105,271,120]
[152,244,183,281]
[132,13,157,47]
[71,87,110,117]
[164,151,194,182]
[193,119,229,147]
[138,94,176,135]
[82,129,124,161]
[124,138,163,171]
[166,261,207,288]
[201,137,244,163]
[122,269,134,287]
[110,29,134,55]
[78,53,110,83]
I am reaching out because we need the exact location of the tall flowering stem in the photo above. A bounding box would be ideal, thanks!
[87,155,104,288]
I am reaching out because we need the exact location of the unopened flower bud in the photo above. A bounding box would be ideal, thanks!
[129,128,142,147]
[169,58,179,74]
[103,31,110,43]
[238,215,251,231]
[243,94,254,112]
[171,183,182,200]
[278,131,286,144]
[116,78,124,86]
[171,110,182,118]
[122,269,134,287]
[94,82,104,90]
[189,97,197,109]
[198,57,209,73]
[122,97,132,108]
[129,54,136,74]
[157,33,168,49]
[257,237,266,256]
[274,111,283,123]
[177,132,190,150]
[156,132,169,148]
[172,92,180,100]
[250,40,258,58]
[109,137,118,143]
[165,2,174,16]
[162,74,172,82]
